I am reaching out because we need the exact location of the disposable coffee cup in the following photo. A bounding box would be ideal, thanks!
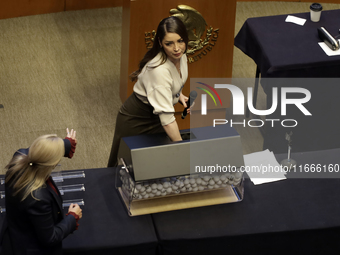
[310,3,322,22]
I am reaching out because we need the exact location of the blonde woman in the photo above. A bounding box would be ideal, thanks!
[0,129,82,255]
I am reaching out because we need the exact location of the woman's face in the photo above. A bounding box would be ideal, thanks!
[160,32,186,64]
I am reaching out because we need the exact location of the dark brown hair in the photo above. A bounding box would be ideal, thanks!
[130,16,188,82]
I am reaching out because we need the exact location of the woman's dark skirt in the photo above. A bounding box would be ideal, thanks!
[107,93,164,167]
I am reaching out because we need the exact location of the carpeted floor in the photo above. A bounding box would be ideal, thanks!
[0,2,339,173]
[0,7,122,173]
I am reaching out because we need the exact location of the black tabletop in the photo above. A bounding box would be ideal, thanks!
[234,9,340,154]
[2,149,340,254]
[234,9,340,78]
[0,168,159,255]
[61,168,158,255]
[152,148,340,255]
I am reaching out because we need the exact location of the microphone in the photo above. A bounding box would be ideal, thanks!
[181,91,197,119]
[318,27,339,51]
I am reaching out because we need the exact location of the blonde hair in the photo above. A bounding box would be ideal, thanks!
[5,135,64,201]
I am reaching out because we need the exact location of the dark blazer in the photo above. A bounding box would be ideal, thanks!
[0,144,77,255]
[1,176,77,255]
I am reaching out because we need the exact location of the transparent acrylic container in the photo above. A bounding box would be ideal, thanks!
[58,184,85,195]
[0,167,86,213]
[116,159,244,216]
[63,199,85,208]
[51,170,85,183]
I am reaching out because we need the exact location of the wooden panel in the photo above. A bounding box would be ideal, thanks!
[121,0,236,99]
[120,0,236,128]
[237,0,298,1]
[65,0,123,11]
[0,0,64,20]
[119,186,239,216]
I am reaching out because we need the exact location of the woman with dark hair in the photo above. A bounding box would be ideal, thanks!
[0,129,82,255]
[108,16,190,167]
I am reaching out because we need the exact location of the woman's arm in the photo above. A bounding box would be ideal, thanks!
[178,92,188,108]
[179,92,194,115]
[63,128,77,158]
[27,192,78,246]
[163,120,182,141]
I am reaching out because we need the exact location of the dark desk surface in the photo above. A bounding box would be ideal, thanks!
[61,168,158,255]
[0,168,158,255]
[152,148,340,255]
[234,9,340,153]
[2,149,340,255]
[234,9,340,78]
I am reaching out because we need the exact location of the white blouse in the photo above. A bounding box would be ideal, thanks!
[133,52,188,126]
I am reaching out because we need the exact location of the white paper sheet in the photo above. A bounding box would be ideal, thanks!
[243,149,287,185]
[318,40,340,56]
[285,15,306,26]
